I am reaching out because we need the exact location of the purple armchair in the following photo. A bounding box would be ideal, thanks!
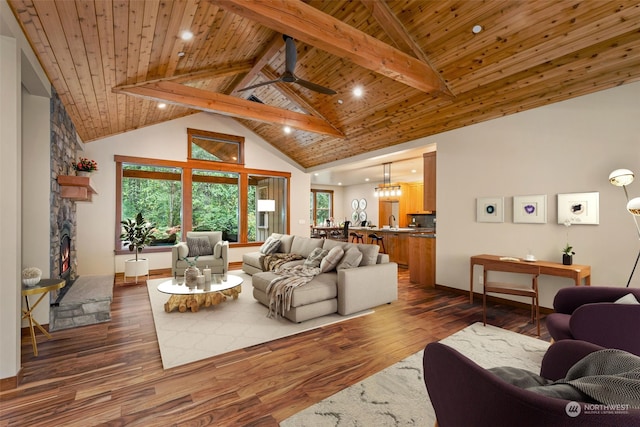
[546,286,640,355]
[423,340,640,426]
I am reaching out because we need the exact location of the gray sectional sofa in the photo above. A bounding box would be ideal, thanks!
[242,233,398,323]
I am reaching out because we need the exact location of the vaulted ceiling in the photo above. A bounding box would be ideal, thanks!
[8,0,640,170]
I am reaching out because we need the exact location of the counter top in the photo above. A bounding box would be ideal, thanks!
[409,233,436,238]
[350,227,435,233]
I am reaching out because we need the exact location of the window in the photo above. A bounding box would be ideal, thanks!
[188,128,244,165]
[311,189,333,226]
[121,164,182,248]
[115,153,290,252]
[192,170,239,242]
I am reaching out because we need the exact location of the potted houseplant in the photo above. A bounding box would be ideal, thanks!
[120,212,155,282]
[72,157,98,176]
[562,244,575,266]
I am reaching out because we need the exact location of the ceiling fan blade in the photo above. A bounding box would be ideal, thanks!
[295,78,337,95]
[237,78,282,92]
[283,35,297,75]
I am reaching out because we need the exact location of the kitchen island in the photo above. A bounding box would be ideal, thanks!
[349,227,434,267]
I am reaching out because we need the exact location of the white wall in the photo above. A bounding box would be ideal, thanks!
[76,112,311,274]
[432,82,640,308]
[21,87,52,327]
[1,0,51,380]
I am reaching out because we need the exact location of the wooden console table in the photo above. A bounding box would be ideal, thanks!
[469,254,591,304]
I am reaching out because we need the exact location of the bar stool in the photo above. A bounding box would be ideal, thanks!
[350,232,364,243]
[368,233,386,253]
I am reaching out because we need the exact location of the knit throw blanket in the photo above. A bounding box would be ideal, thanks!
[261,253,303,272]
[559,348,640,407]
[265,264,321,318]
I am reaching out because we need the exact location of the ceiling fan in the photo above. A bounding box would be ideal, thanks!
[238,35,337,95]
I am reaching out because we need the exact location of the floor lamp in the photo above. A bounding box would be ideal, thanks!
[609,169,640,287]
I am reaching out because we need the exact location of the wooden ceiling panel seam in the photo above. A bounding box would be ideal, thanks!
[134,0,159,83]
[37,0,102,140]
[75,0,113,137]
[145,0,173,80]
[444,3,640,92]
[164,0,200,78]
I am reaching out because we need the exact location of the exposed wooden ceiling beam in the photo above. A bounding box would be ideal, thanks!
[113,80,344,137]
[170,60,255,84]
[231,35,283,94]
[360,0,453,97]
[260,68,338,126]
[210,0,449,95]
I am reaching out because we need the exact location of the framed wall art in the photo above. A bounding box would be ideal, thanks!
[513,194,547,224]
[557,192,599,225]
[476,197,504,223]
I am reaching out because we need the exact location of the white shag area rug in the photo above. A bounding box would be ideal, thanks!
[147,271,373,369]
[280,322,550,426]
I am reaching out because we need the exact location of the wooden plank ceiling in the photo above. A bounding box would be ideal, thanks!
[8,0,640,169]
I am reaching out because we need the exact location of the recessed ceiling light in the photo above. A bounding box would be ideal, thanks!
[283,126,292,134]
[338,182,342,186]
[181,31,193,41]
[314,173,319,176]
[353,86,363,97]
[472,25,483,34]
[157,103,167,109]
[411,169,417,173]
[365,178,370,182]
[177,51,185,57]
[337,99,344,104]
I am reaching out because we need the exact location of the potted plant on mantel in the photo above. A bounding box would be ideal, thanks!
[120,212,155,283]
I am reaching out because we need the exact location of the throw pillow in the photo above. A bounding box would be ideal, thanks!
[320,246,345,273]
[337,247,363,270]
[304,247,329,268]
[187,236,212,257]
[260,236,281,254]
[615,293,640,304]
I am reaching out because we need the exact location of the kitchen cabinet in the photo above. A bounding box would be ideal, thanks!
[423,152,436,212]
[409,234,436,287]
[381,231,409,267]
[407,182,425,213]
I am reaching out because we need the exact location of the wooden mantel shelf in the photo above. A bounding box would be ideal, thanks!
[57,175,98,201]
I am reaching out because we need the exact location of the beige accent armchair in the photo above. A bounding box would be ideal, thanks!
[172,231,228,277]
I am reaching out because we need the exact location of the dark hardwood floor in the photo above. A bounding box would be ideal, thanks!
[1,268,549,426]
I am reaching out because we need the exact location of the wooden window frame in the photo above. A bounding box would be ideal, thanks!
[310,189,334,225]
[115,155,290,254]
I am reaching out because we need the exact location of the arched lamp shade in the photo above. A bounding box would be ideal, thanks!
[609,169,635,186]
[628,197,640,216]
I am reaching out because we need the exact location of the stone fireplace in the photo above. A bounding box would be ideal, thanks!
[50,88,79,290]
[48,88,113,331]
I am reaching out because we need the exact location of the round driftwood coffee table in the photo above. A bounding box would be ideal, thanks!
[157,274,243,313]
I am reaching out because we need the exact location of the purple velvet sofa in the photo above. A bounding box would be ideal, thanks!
[423,340,640,426]
[546,286,640,355]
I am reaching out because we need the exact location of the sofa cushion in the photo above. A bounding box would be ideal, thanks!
[337,247,363,270]
[260,236,281,254]
[187,236,212,257]
[291,236,324,258]
[252,271,337,307]
[269,233,294,253]
[304,247,329,268]
[320,246,344,273]
[356,243,380,266]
